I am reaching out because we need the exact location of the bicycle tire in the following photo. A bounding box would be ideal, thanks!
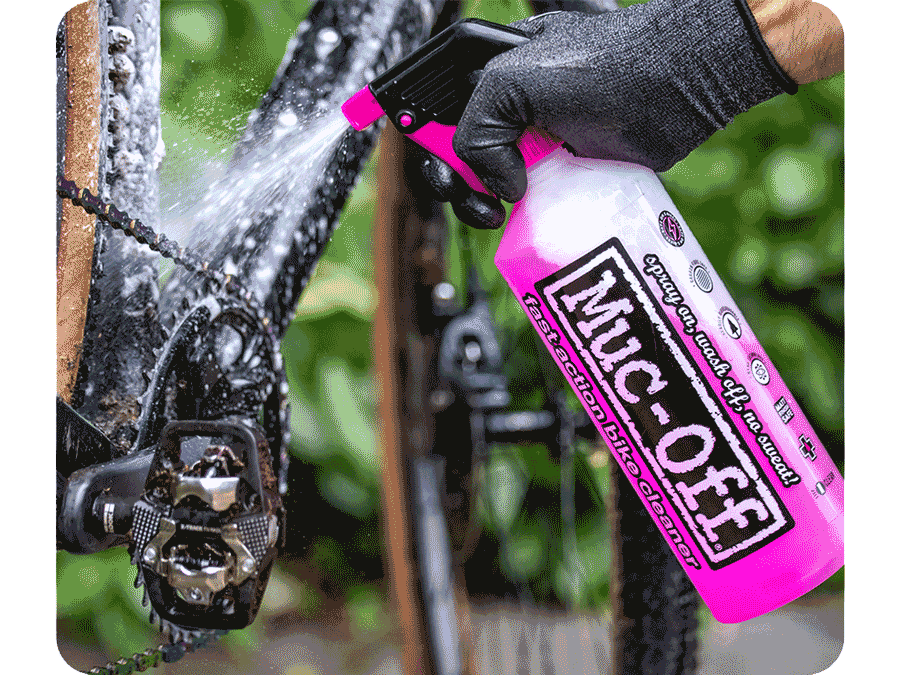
[56,1,104,408]
[57,2,109,527]
[373,0,701,672]
[56,0,168,457]
[608,461,699,675]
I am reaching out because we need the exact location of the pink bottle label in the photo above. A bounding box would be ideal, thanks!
[495,153,843,623]
[530,238,794,570]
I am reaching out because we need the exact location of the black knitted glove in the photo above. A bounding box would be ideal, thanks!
[415,0,797,228]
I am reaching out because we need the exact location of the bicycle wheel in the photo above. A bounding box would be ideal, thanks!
[372,2,700,675]
[375,123,619,675]
[56,1,109,562]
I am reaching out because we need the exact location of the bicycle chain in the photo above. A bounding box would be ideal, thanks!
[58,175,292,670]
[57,175,290,481]
[58,176,242,296]
[86,631,228,675]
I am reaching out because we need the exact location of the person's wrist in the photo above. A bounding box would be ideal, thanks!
[734,0,799,92]
[745,0,843,84]
[747,0,809,74]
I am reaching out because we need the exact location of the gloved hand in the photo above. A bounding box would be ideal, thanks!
[415,0,797,228]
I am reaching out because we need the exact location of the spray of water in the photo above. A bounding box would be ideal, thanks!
[158,0,414,310]
[160,107,351,293]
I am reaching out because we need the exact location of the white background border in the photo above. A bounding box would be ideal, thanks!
[3,0,883,672]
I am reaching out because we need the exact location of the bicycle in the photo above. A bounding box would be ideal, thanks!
[55,1,843,673]
[56,0,429,669]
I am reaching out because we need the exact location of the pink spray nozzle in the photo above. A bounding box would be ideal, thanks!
[342,20,529,135]
[340,20,561,196]
[341,86,385,131]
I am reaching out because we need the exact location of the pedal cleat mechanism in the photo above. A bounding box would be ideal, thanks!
[131,420,285,630]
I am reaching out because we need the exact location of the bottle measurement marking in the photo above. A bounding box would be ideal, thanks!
[720,308,742,339]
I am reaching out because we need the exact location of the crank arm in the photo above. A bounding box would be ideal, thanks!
[58,448,156,554]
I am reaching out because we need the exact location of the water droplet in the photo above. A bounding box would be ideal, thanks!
[278,110,298,127]
[315,28,341,60]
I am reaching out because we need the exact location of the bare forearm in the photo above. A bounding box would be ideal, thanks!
[748,0,843,84]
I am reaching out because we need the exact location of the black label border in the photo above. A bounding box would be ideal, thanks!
[535,238,794,569]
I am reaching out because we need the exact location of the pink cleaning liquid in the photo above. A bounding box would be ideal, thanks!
[495,147,844,623]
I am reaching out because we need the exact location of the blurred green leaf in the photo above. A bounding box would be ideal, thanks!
[163,2,226,61]
[289,394,328,457]
[663,146,744,199]
[259,563,299,616]
[57,552,102,614]
[505,530,546,580]
[729,235,771,287]
[294,261,376,320]
[321,470,374,518]
[464,0,533,22]
[319,357,377,472]
[345,586,389,639]
[94,597,151,659]
[772,241,822,289]
[764,148,829,217]
[485,451,529,532]
[772,315,811,359]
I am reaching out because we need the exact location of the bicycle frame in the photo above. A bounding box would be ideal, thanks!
[57,0,697,668]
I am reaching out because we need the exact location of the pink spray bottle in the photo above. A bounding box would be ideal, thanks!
[342,18,843,624]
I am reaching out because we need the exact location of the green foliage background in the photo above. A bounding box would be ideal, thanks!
[58,0,843,665]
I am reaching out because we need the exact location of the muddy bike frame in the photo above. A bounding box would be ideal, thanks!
[57,1,698,673]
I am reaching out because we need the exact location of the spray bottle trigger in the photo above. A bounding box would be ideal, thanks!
[518,128,563,170]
